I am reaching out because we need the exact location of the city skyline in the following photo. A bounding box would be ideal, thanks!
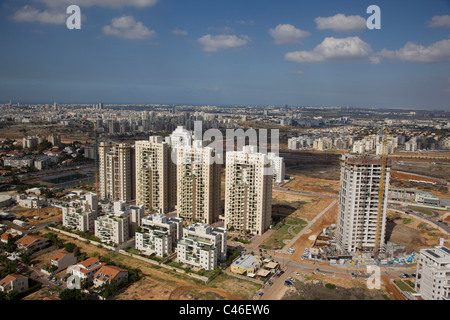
[0,0,449,109]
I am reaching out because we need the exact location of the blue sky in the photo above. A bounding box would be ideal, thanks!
[0,0,449,110]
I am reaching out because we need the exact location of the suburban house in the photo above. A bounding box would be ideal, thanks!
[93,265,128,287]
[15,235,50,255]
[0,274,28,293]
[0,232,15,244]
[50,252,77,272]
[67,257,105,280]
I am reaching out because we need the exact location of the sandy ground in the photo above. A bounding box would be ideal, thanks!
[9,206,62,226]
[283,174,340,196]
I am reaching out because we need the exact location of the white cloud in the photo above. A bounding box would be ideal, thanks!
[197,34,250,52]
[315,14,366,32]
[36,0,158,9]
[377,39,450,63]
[269,24,310,45]
[428,15,450,28]
[172,28,188,36]
[285,37,372,63]
[103,16,156,40]
[12,5,67,24]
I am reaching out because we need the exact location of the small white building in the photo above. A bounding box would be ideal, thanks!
[415,246,450,300]
[177,223,227,271]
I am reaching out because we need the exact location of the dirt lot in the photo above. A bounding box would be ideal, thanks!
[9,206,62,226]
[386,211,449,251]
[289,199,338,261]
[283,174,340,196]
[283,278,388,300]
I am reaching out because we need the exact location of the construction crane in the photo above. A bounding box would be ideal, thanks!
[374,126,388,260]
[94,122,99,195]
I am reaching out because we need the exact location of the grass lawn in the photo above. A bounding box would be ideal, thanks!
[260,215,307,249]
[394,280,416,293]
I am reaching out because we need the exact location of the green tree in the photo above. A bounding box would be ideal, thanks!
[64,242,77,253]
[59,289,89,300]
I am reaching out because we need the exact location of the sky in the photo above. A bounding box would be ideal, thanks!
[0,0,449,110]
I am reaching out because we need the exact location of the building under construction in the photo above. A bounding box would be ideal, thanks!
[336,154,391,259]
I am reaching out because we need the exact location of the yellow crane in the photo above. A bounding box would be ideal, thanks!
[374,126,388,260]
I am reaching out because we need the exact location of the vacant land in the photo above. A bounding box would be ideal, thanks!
[8,205,62,226]
[283,280,388,300]
[386,211,448,251]
[283,174,340,195]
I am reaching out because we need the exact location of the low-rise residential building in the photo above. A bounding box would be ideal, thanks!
[16,194,39,208]
[415,246,450,300]
[0,274,28,294]
[50,252,77,272]
[15,235,50,255]
[68,257,105,280]
[93,265,128,287]
[135,213,183,257]
[62,192,98,232]
[177,223,227,271]
[94,201,144,245]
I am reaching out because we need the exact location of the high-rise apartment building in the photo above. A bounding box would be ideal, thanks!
[98,142,136,202]
[135,136,176,214]
[176,141,222,224]
[336,154,391,257]
[267,152,285,184]
[224,146,273,235]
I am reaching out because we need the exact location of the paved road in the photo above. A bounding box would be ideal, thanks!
[390,205,450,235]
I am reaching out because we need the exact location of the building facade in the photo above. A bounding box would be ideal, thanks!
[135,136,176,214]
[98,142,136,202]
[224,146,273,235]
[177,223,227,271]
[415,246,450,300]
[176,142,222,224]
[336,154,391,257]
[135,213,183,257]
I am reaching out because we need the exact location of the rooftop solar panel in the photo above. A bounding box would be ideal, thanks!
[426,249,441,259]
[440,246,450,255]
